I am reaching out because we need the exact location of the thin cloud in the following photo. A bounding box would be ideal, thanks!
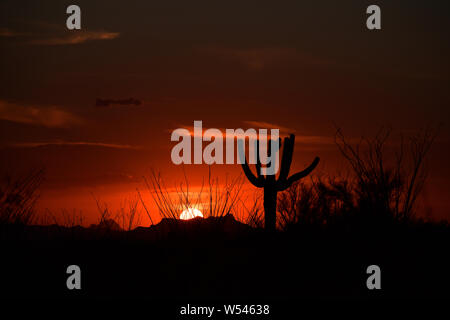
[9,141,142,150]
[1,23,119,45]
[0,27,29,37]
[172,125,260,139]
[0,100,82,128]
[243,121,334,146]
[171,122,335,150]
[28,30,120,45]
[171,121,295,139]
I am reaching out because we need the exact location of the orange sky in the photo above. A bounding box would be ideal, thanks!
[1,0,449,225]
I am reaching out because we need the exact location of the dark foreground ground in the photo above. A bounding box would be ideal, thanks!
[0,214,449,304]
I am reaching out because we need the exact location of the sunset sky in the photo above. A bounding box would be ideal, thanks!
[1,0,449,224]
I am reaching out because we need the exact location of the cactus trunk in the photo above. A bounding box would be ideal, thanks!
[263,185,277,231]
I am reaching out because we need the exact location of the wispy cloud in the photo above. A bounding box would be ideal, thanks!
[171,122,333,150]
[243,121,334,146]
[9,141,142,150]
[27,30,120,45]
[0,100,82,128]
[1,23,119,45]
[171,125,259,140]
[173,121,294,139]
[0,27,30,37]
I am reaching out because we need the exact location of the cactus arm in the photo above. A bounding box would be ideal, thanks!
[255,138,262,179]
[241,156,265,188]
[278,134,295,182]
[277,157,320,191]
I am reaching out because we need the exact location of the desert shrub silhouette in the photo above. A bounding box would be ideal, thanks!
[241,134,319,231]
[277,127,437,231]
[335,127,436,224]
[277,176,352,230]
[145,168,244,221]
[0,169,43,226]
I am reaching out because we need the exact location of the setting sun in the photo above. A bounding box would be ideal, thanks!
[179,208,204,220]
[180,208,203,220]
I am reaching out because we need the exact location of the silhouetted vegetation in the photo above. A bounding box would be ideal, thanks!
[146,168,244,220]
[0,169,44,226]
[277,127,438,231]
[92,195,142,231]
[0,128,448,300]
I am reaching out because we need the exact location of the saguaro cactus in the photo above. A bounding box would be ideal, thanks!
[241,134,320,231]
